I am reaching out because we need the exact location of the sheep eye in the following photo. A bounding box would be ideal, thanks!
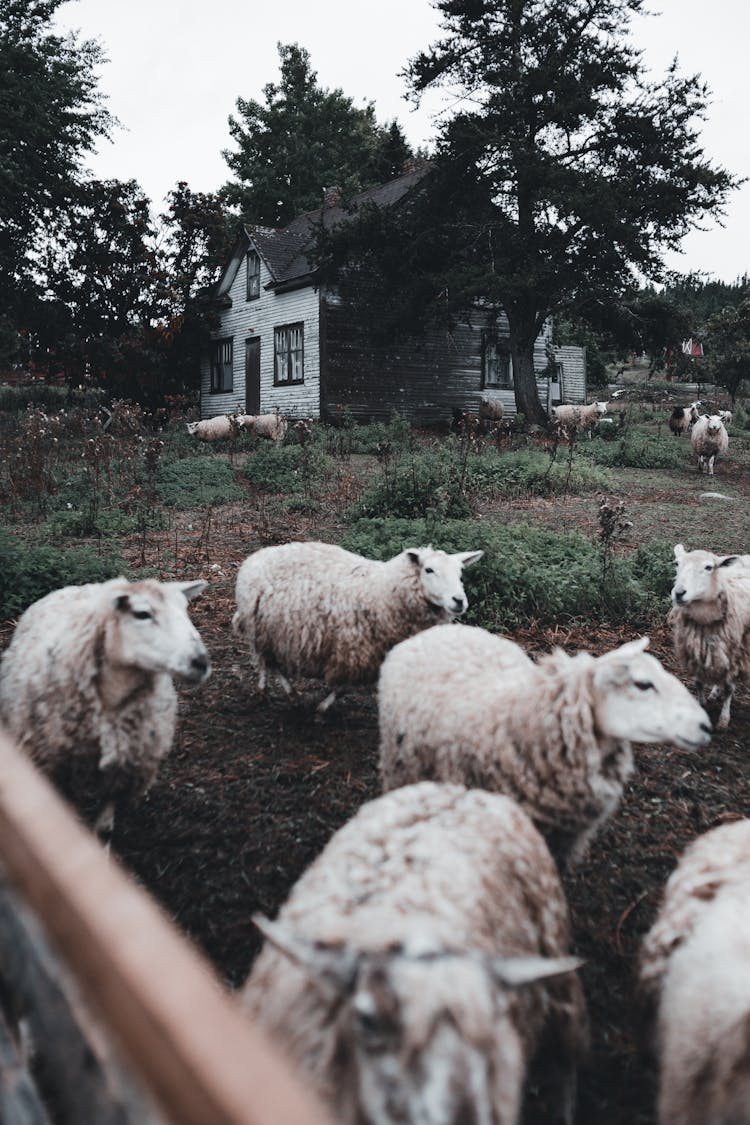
[704,564,713,572]
[634,680,655,692]
[133,609,153,621]
[424,567,434,574]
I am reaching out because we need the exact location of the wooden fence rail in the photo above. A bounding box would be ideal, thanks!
[0,729,334,1125]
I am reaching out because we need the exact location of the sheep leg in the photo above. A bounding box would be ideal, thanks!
[316,690,338,715]
[276,672,293,696]
[716,685,734,730]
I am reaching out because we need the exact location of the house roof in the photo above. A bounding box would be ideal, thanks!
[214,164,429,298]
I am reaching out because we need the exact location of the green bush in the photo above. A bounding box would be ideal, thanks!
[0,383,105,414]
[341,517,670,630]
[156,456,244,507]
[243,443,333,495]
[45,507,139,540]
[464,448,612,497]
[0,529,123,620]
[580,430,689,469]
[353,449,473,519]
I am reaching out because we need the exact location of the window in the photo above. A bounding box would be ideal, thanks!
[209,338,233,393]
[246,250,260,301]
[482,333,512,388]
[274,323,304,385]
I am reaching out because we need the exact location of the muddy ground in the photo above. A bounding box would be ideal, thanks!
[108,568,750,1125]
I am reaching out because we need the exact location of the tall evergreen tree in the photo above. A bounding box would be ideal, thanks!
[321,0,738,425]
[0,0,113,361]
[223,43,414,226]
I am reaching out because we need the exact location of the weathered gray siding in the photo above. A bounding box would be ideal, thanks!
[555,345,587,404]
[200,245,321,420]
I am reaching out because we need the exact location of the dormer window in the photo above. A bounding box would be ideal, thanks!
[246,250,260,301]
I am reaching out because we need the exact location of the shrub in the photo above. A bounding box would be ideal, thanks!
[156,456,244,508]
[243,443,333,495]
[341,517,669,630]
[0,529,123,620]
[580,430,690,469]
[353,448,473,519]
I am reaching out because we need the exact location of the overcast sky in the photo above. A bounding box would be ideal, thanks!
[54,0,750,283]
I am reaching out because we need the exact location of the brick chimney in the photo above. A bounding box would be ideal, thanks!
[323,185,341,208]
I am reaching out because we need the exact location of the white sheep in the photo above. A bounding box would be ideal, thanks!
[233,541,483,712]
[668,400,701,437]
[0,577,210,830]
[185,415,238,442]
[638,819,750,1125]
[551,401,607,440]
[690,413,729,474]
[670,543,750,728]
[237,412,288,442]
[478,394,504,430]
[718,408,733,427]
[378,625,711,868]
[243,781,588,1125]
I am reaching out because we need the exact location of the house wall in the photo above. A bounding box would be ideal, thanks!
[321,303,568,424]
[555,345,587,404]
[201,251,321,420]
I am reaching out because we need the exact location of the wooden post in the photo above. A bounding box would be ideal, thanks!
[0,730,334,1125]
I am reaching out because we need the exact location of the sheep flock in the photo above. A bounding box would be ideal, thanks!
[2,392,750,1124]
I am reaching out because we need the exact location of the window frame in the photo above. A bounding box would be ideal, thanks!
[209,337,233,394]
[481,331,513,389]
[273,322,305,386]
[246,250,260,301]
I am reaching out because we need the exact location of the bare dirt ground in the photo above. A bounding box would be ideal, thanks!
[101,443,750,1125]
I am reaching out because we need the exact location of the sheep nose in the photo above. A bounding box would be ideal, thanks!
[674,589,686,603]
[191,654,209,677]
[452,596,466,612]
[700,721,713,736]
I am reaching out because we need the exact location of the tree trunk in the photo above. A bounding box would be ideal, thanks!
[509,327,547,427]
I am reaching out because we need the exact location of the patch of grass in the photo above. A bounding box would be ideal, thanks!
[0,529,123,619]
[580,429,690,470]
[156,457,244,508]
[243,443,333,495]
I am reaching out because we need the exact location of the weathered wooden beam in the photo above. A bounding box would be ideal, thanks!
[0,730,334,1125]
[0,1001,51,1125]
[0,880,160,1124]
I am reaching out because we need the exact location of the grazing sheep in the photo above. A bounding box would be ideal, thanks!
[639,819,750,1125]
[478,394,505,430]
[668,400,701,436]
[670,543,750,728]
[691,413,729,474]
[185,414,238,442]
[243,782,588,1125]
[551,401,607,440]
[378,626,711,867]
[237,412,288,442]
[233,541,483,712]
[0,577,210,829]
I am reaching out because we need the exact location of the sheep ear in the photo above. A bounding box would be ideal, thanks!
[674,543,685,561]
[490,955,583,989]
[457,550,483,569]
[173,579,208,602]
[114,593,131,613]
[719,556,740,569]
[594,638,650,688]
[406,549,423,566]
[252,915,358,994]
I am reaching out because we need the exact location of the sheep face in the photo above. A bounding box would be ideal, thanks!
[185,421,199,435]
[254,917,579,1125]
[671,543,741,607]
[105,580,211,684]
[594,401,608,416]
[406,549,484,617]
[591,638,711,750]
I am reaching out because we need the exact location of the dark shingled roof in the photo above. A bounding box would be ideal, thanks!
[249,164,429,288]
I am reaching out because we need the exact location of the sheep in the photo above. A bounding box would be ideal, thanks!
[0,577,210,832]
[638,819,750,1125]
[690,413,729,475]
[242,781,588,1125]
[237,412,288,442]
[718,408,733,427]
[670,542,750,728]
[551,401,607,440]
[378,625,711,868]
[233,541,483,713]
[185,414,237,441]
[478,394,504,431]
[668,400,701,436]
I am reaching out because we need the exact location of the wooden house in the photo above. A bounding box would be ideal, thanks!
[202,167,587,424]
